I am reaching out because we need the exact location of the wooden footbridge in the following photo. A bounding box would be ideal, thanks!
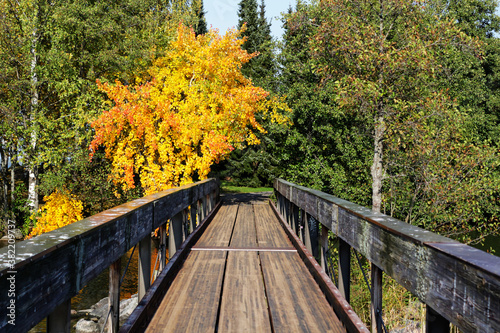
[1,179,499,333]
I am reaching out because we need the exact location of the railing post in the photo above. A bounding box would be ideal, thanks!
[169,212,183,260]
[320,226,329,271]
[310,216,319,258]
[190,204,197,232]
[47,299,71,332]
[299,208,305,242]
[426,305,450,333]
[291,204,299,236]
[338,238,351,303]
[202,195,208,220]
[371,264,383,333]
[138,236,151,301]
[109,259,121,333]
[302,212,319,258]
[159,223,167,271]
[183,208,189,240]
[197,199,204,224]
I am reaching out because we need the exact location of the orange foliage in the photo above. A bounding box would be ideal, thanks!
[28,189,84,238]
[90,25,288,195]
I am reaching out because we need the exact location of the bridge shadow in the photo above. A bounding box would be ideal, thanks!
[221,192,273,205]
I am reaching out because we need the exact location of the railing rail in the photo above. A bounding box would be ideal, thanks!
[274,179,500,333]
[0,178,219,333]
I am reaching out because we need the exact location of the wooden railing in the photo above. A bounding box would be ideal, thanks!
[0,179,219,333]
[274,179,500,333]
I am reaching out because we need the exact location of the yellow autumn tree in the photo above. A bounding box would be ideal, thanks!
[90,25,288,195]
[28,189,84,238]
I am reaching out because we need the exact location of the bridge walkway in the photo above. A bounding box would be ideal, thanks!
[145,195,346,332]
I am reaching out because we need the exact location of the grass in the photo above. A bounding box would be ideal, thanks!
[220,181,273,194]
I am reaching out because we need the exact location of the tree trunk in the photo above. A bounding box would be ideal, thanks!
[0,143,7,215]
[371,115,385,213]
[10,153,16,220]
[27,17,39,213]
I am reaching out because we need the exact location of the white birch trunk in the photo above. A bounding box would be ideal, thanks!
[27,21,39,212]
[371,115,385,213]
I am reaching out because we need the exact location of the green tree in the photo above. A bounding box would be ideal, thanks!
[0,0,199,230]
[277,2,372,204]
[308,0,499,240]
[217,0,282,188]
[237,0,275,86]
[193,0,208,35]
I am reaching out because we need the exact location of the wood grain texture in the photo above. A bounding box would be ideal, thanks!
[260,251,346,333]
[254,204,291,248]
[219,251,272,333]
[146,251,227,333]
[196,204,238,247]
[230,204,257,248]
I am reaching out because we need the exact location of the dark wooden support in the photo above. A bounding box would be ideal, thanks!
[109,259,121,333]
[159,224,167,271]
[426,305,450,333]
[303,212,313,254]
[310,216,319,259]
[202,196,208,220]
[169,212,183,260]
[299,209,305,242]
[291,204,299,236]
[371,264,383,333]
[190,204,197,232]
[47,299,71,333]
[138,236,151,301]
[338,238,351,303]
[183,209,189,240]
[320,226,329,272]
[197,199,204,225]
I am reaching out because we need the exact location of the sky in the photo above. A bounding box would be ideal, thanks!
[204,0,295,39]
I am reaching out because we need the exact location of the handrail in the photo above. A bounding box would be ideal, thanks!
[0,178,219,333]
[274,179,500,333]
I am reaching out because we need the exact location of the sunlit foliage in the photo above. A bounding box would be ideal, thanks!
[28,189,83,238]
[90,25,289,195]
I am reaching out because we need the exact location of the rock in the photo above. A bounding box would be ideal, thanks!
[119,294,138,325]
[390,320,421,333]
[13,228,23,240]
[75,319,99,333]
[90,297,109,318]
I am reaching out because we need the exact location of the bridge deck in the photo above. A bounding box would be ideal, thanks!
[145,196,346,332]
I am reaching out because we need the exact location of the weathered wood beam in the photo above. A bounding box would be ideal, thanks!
[370,264,382,333]
[274,179,500,333]
[138,236,151,301]
[47,299,71,333]
[109,259,121,333]
[338,238,351,303]
[0,179,219,333]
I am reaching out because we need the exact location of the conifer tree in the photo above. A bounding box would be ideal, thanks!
[194,0,208,36]
[237,0,274,85]
[219,0,282,187]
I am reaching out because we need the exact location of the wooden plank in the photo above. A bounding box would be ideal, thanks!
[120,201,222,333]
[196,205,238,247]
[146,251,227,333]
[230,204,257,248]
[260,251,346,333]
[219,251,272,333]
[270,201,368,333]
[254,204,291,248]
